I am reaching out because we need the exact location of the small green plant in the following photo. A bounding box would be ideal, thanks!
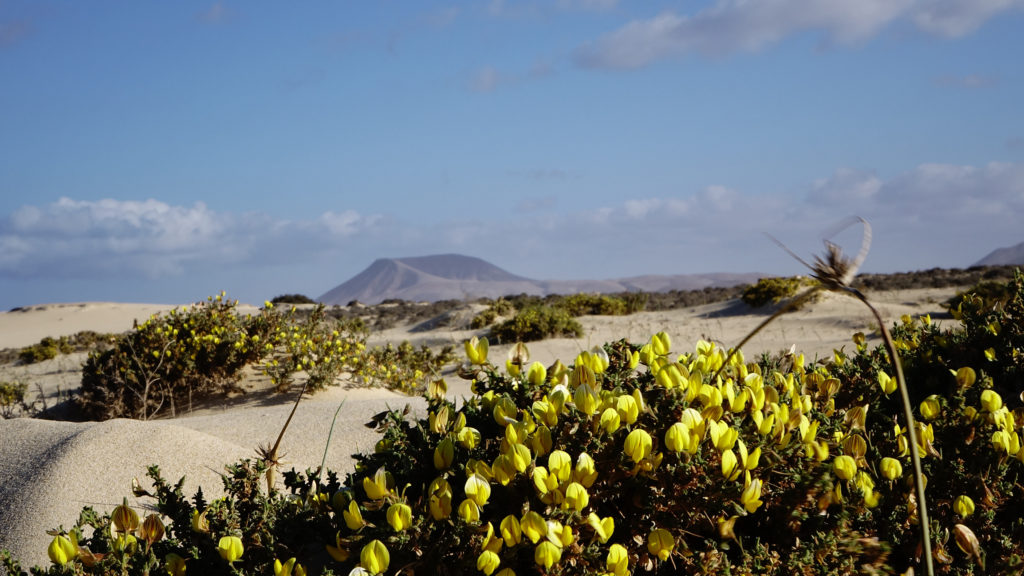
[0,381,29,418]
[271,294,318,305]
[490,304,583,342]
[350,340,456,394]
[740,276,807,308]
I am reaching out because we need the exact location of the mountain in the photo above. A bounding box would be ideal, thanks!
[974,241,1024,267]
[317,254,763,305]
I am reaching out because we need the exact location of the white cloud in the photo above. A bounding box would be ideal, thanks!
[0,198,379,280]
[576,0,1019,69]
[913,0,1024,37]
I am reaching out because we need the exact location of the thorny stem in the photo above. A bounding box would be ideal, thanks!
[848,287,933,576]
[264,380,309,493]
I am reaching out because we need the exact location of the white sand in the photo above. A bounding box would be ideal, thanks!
[0,287,958,567]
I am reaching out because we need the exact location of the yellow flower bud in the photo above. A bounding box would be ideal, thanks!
[877,370,897,394]
[880,457,903,481]
[360,539,390,575]
[500,515,522,546]
[111,499,140,535]
[274,557,297,576]
[363,468,391,500]
[434,437,455,470]
[343,499,365,530]
[739,476,764,513]
[919,395,942,421]
[587,513,615,543]
[833,455,857,481]
[190,509,209,533]
[139,513,165,545]
[526,362,547,386]
[47,534,77,565]
[534,541,562,570]
[981,389,1003,412]
[166,553,187,576]
[615,394,639,425]
[548,450,572,482]
[665,422,689,453]
[563,482,589,512]
[326,532,350,562]
[651,332,671,356]
[607,543,629,576]
[954,495,975,518]
[477,550,501,575]
[647,528,674,561]
[599,407,621,434]
[430,406,449,434]
[386,502,413,531]
[573,452,598,487]
[624,429,653,464]
[458,426,482,449]
[465,474,491,506]
[721,449,739,480]
[573,384,599,416]
[521,511,546,543]
[217,536,244,563]
[465,336,489,365]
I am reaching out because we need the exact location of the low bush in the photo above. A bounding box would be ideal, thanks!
[271,294,318,305]
[490,304,583,343]
[740,276,807,308]
[77,294,283,420]
[349,341,457,394]
[0,381,29,418]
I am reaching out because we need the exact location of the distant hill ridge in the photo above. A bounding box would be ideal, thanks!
[975,241,1024,267]
[317,254,763,305]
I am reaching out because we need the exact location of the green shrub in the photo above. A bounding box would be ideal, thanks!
[77,294,283,420]
[740,276,806,308]
[490,304,583,343]
[0,381,28,418]
[17,336,71,364]
[560,293,630,316]
[349,340,456,394]
[261,305,368,393]
[471,308,498,329]
[271,294,318,305]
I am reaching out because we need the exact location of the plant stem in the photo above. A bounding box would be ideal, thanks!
[849,287,933,576]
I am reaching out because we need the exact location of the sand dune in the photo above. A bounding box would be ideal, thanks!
[0,286,959,567]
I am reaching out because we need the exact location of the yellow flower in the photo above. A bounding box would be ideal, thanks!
[526,361,547,386]
[466,473,492,506]
[709,420,738,451]
[458,426,482,450]
[509,442,532,473]
[563,482,589,512]
[429,406,450,434]
[877,370,897,395]
[362,468,391,500]
[546,519,574,548]
[217,536,244,563]
[573,384,599,415]
[274,557,300,576]
[326,531,350,562]
[992,430,1013,455]
[880,457,903,481]
[534,541,562,570]
[587,513,615,543]
[981,389,1003,412]
[651,331,671,356]
[573,452,598,487]
[599,408,621,434]
[343,500,365,530]
[521,511,546,543]
[607,543,629,576]
[459,499,482,523]
[190,509,209,533]
[465,336,489,365]
[47,534,77,565]
[434,437,455,470]
[833,455,857,481]
[647,528,674,561]
[165,553,187,576]
[624,429,653,464]
[739,475,764,513]
[984,348,996,361]
[721,449,739,480]
[360,539,390,575]
[548,450,572,482]
[387,502,413,531]
[615,394,639,425]
[919,395,942,421]
[500,515,522,546]
[665,422,689,453]
[477,550,501,575]
[954,495,975,518]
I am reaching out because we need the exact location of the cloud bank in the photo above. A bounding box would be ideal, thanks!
[575,0,1024,69]
[3,160,1021,304]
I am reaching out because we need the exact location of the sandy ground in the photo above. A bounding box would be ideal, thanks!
[0,287,960,567]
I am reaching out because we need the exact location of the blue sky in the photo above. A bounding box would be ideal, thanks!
[2,1,1023,309]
